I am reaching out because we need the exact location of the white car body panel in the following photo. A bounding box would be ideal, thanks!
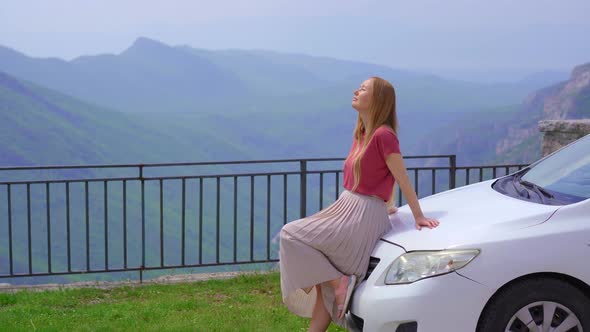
[349,178,590,332]
[458,198,590,289]
[381,180,559,251]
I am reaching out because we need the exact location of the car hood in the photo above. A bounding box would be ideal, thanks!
[381,180,560,251]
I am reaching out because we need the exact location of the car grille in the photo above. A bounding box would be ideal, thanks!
[396,321,418,332]
[364,257,380,280]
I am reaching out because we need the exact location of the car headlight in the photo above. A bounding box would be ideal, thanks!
[384,249,480,285]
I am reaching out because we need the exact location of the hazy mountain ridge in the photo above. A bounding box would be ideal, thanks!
[0,70,259,167]
[0,37,568,118]
[0,37,585,168]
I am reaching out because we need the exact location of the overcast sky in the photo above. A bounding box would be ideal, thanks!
[1,0,589,80]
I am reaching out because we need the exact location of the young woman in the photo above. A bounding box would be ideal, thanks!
[279,77,440,331]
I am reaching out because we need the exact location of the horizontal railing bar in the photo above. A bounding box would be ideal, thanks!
[455,164,527,170]
[0,155,456,171]
[142,172,301,181]
[390,155,456,159]
[307,167,453,174]
[0,164,142,171]
[0,259,280,279]
[0,171,301,185]
[0,177,141,186]
[309,164,529,174]
[0,164,528,185]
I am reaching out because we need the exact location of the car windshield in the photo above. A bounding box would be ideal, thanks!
[492,134,590,205]
[521,134,590,201]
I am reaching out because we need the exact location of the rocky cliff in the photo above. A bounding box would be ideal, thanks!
[495,62,590,162]
[415,62,590,165]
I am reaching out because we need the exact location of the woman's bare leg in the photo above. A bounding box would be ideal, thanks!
[308,284,332,332]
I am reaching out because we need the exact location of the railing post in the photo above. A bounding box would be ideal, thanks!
[139,164,145,276]
[449,155,457,189]
[300,160,307,218]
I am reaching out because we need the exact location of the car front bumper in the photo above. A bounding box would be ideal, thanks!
[346,241,492,332]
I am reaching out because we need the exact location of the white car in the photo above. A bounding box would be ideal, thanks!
[347,134,590,332]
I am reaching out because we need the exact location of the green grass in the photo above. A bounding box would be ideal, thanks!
[0,272,345,331]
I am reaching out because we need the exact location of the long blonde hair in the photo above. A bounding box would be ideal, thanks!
[347,77,398,192]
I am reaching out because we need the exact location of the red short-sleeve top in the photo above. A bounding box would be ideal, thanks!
[343,126,401,201]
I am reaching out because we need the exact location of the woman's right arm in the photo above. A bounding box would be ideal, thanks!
[385,153,440,230]
[386,186,397,214]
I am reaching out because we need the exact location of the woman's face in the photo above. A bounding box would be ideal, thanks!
[352,79,373,112]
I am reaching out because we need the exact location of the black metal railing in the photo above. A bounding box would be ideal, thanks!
[0,156,528,283]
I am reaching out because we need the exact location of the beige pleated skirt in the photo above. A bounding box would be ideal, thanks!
[278,190,392,327]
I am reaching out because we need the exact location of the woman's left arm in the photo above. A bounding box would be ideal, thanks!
[385,153,440,230]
